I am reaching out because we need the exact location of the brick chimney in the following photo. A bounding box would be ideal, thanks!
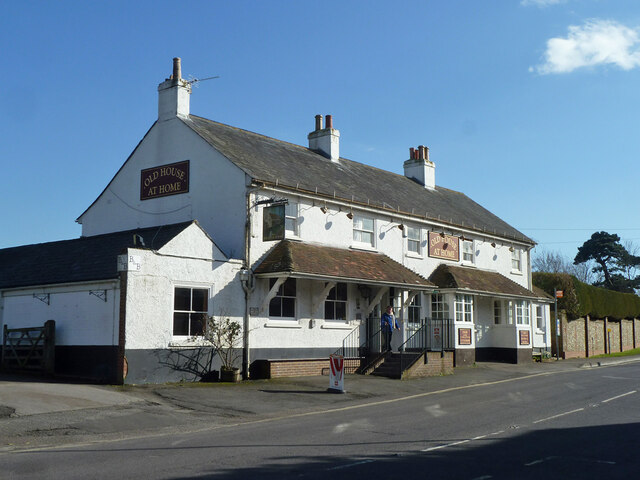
[158,57,191,121]
[308,114,340,162]
[403,145,435,190]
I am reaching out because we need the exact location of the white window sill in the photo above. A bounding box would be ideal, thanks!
[265,320,303,329]
[405,251,423,259]
[169,339,210,349]
[321,322,353,330]
[350,243,377,252]
[460,261,475,267]
[511,270,523,276]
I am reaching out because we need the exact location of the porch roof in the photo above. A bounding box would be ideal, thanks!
[428,264,543,300]
[254,240,435,290]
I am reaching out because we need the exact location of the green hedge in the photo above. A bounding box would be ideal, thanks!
[532,272,640,320]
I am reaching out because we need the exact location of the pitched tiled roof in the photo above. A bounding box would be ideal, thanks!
[254,240,435,289]
[182,115,533,244]
[428,264,538,299]
[0,222,194,290]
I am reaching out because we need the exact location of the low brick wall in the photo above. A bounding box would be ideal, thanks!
[404,351,454,378]
[251,357,361,379]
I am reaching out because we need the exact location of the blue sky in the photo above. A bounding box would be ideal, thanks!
[1,0,639,263]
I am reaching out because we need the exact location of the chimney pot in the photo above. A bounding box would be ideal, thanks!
[418,145,425,160]
[172,57,182,83]
[326,115,333,129]
[315,114,323,131]
[409,147,415,159]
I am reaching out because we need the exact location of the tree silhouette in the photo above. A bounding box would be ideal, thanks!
[574,231,640,293]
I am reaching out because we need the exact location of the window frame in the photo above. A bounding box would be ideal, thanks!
[352,214,376,248]
[493,300,502,325]
[284,202,299,237]
[455,294,473,323]
[324,282,348,321]
[511,248,522,272]
[408,294,422,326]
[407,226,421,255]
[172,286,210,337]
[431,293,450,320]
[515,300,530,325]
[269,278,297,320]
[462,240,474,264]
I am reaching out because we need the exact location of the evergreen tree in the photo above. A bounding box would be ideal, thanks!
[574,231,640,293]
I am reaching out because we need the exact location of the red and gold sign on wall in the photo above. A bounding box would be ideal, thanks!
[428,232,460,261]
[458,327,472,345]
[519,330,530,346]
[140,160,190,200]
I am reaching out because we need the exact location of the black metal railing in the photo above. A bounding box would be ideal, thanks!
[333,318,385,373]
[398,317,455,376]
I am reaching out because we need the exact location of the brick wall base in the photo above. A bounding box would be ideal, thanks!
[404,351,454,378]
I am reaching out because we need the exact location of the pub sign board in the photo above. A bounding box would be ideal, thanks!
[519,330,530,346]
[140,160,190,200]
[458,327,472,346]
[428,232,460,261]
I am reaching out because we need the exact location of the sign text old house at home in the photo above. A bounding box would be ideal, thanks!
[140,161,190,200]
[428,232,460,261]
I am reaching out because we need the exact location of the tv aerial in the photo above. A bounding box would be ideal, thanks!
[187,75,220,87]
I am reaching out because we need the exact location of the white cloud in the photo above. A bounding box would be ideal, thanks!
[533,20,640,74]
[521,0,567,7]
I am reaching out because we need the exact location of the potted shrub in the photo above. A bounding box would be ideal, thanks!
[202,313,242,382]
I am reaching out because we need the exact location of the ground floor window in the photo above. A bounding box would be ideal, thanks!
[515,300,530,325]
[494,300,502,324]
[536,305,544,330]
[431,294,449,319]
[455,294,473,322]
[408,294,422,324]
[173,287,208,336]
[269,278,297,318]
[325,283,347,320]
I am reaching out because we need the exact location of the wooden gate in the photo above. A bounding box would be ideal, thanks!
[2,320,55,374]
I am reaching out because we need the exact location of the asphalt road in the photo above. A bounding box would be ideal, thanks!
[3,360,640,479]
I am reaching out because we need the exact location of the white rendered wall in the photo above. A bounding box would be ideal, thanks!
[1,281,120,346]
[250,190,532,289]
[78,118,247,259]
[123,226,244,350]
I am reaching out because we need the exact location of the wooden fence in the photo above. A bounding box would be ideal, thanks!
[1,320,55,374]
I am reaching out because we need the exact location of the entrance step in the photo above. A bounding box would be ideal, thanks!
[370,352,421,379]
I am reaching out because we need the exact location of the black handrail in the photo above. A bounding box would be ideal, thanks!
[398,317,455,377]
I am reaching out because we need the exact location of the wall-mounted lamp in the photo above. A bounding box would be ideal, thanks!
[398,224,405,231]
[346,211,353,219]
[460,235,467,242]
[491,242,497,248]
[509,246,515,252]
[320,206,328,214]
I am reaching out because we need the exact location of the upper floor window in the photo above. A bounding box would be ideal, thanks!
[353,215,375,247]
[407,226,421,254]
[455,294,473,322]
[285,202,299,237]
[462,240,474,263]
[325,283,347,321]
[173,287,208,336]
[269,278,296,319]
[511,248,522,272]
[431,294,450,320]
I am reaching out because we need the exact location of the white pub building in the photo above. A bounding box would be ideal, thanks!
[0,59,552,383]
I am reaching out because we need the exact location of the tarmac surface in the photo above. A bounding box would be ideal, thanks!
[1,356,639,452]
